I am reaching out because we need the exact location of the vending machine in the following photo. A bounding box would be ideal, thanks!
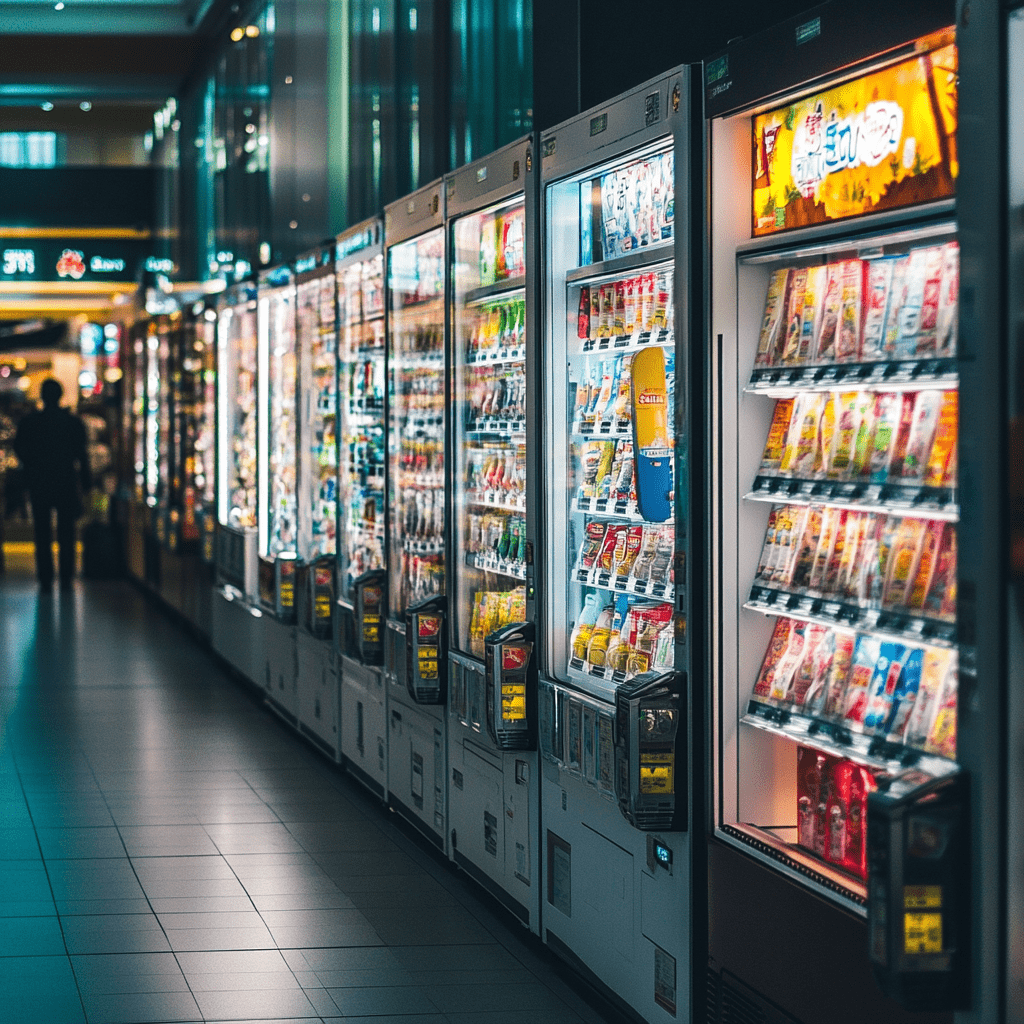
[445,137,542,930]
[294,243,340,758]
[125,320,148,580]
[384,181,449,849]
[211,281,264,684]
[334,219,389,799]
[257,265,299,721]
[144,315,172,590]
[539,69,697,1022]
[706,7,969,1022]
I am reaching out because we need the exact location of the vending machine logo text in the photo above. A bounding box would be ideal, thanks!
[791,99,905,199]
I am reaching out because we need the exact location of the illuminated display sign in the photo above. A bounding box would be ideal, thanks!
[752,38,957,236]
[0,238,149,282]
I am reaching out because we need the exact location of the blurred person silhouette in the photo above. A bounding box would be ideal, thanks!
[14,378,92,591]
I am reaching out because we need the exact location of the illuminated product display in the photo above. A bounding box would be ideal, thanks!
[296,252,338,562]
[217,293,258,530]
[258,270,298,558]
[708,18,965,1020]
[338,248,385,595]
[452,199,528,660]
[387,228,445,616]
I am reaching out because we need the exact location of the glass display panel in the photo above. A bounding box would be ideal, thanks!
[261,282,297,556]
[297,271,338,560]
[545,143,680,701]
[451,198,527,658]
[338,253,386,597]
[387,228,445,616]
[217,299,258,528]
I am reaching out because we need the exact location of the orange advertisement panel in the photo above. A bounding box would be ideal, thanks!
[752,38,957,237]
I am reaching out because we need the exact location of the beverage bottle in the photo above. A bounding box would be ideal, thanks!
[570,593,604,663]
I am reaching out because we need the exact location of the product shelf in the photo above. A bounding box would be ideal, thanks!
[746,355,958,395]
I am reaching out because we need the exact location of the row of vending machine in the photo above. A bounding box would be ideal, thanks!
[119,4,1024,1022]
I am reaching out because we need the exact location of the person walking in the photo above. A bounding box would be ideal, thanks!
[13,378,92,591]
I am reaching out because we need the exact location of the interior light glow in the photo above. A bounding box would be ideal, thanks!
[230,26,244,41]
[79,101,92,112]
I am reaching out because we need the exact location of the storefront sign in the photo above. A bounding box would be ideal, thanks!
[0,238,148,283]
[752,39,957,236]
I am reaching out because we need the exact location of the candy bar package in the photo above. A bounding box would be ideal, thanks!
[790,506,824,591]
[923,390,958,488]
[828,392,862,479]
[914,245,945,357]
[815,264,844,363]
[903,646,955,750]
[768,619,809,703]
[601,172,625,260]
[886,391,918,479]
[616,525,645,578]
[882,517,927,609]
[884,647,924,741]
[790,623,828,705]
[822,509,852,595]
[797,265,827,364]
[925,650,958,759]
[770,506,809,587]
[760,398,796,474]
[753,617,796,698]
[849,392,878,478]
[883,254,910,354]
[788,393,826,477]
[579,521,607,571]
[807,506,840,593]
[822,629,856,717]
[589,283,601,340]
[867,392,902,483]
[935,240,960,357]
[862,643,908,733]
[777,267,809,365]
[894,247,943,358]
[834,260,865,363]
[841,634,882,727]
[597,525,626,574]
[755,269,791,367]
[860,257,898,361]
[907,521,945,610]
[922,526,957,620]
[901,390,943,483]
[815,393,837,478]
[756,507,783,580]
[613,280,626,336]
[800,628,837,713]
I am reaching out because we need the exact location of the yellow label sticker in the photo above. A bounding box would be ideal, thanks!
[418,659,437,679]
[904,912,943,954]
[418,645,438,659]
[362,625,379,642]
[904,885,943,910]
[280,583,294,607]
[640,764,673,794]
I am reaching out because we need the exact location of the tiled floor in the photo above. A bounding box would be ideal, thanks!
[0,567,616,1024]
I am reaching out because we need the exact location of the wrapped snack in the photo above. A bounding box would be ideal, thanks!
[822,630,856,717]
[791,506,824,591]
[612,355,634,422]
[807,506,839,593]
[579,521,607,571]
[640,273,655,332]
[860,257,898,362]
[854,517,885,607]
[767,619,808,703]
[901,390,943,483]
[755,268,791,367]
[904,647,954,749]
[935,240,959,357]
[797,746,830,852]
[914,246,945,357]
[777,267,809,365]
[923,526,957,620]
[842,634,883,727]
[613,440,635,500]
[863,643,908,733]
[796,265,827,364]
[884,647,924,741]
[756,507,783,580]
[624,277,639,334]
[778,393,827,477]
[771,506,809,587]
[610,526,632,576]
[814,392,837,478]
[815,264,843,363]
[882,254,910,355]
[616,525,645,579]
[586,604,617,671]
[850,391,878,478]
[907,521,945,610]
[867,393,902,483]
[753,617,796,698]
[599,443,626,500]
[649,527,674,587]
[760,398,796,474]
[790,623,829,705]
[598,525,626,574]
[882,517,927,609]
[630,527,660,582]
[613,280,626,336]
[828,392,863,479]
[886,391,919,479]
[835,511,864,598]
[822,510,851,595]
[925,652,958,759]
[923,390,958,488]
[801,628,837,712]
[598,284,614,338]
[835,259,865,363]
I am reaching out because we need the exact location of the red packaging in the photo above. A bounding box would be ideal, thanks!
[914,246,945,357]
[834,259,865,363]
[755,269,791,367]
[598,525,626,573]
[753,618,793,698]
[579,521,607,570]
[886,392,918,479]
[826,760,878,879]
[777,267,808,365]
[797,745,837,856]
[577,287,591,340]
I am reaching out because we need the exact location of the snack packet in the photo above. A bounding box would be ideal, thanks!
[822,630,856,717]
[867,393,902,483]
[753,618,795,698]
[863,643,908,733]
[768,619,808,703]
[903,647,954,749]
[791,506,824,591]
[886,391,918,479]
[790,623,828,705]
[760,398,796,474]
[935,240,959,357]
[860,257,898,361]
[777,268,809,365]
[884,647,924,741]
[834,260,865,363]
[814,392,837,478]
[797,265,827,364]
[842,634,883,727]
[801,628,837,713]
[814,264,843,363]
[756,507,783,580]
[755,268,791,367]
[923,527,957,620]
[923,391,958,488]
[901,391,943,483]
[925,651,958,759]
[882,517,927,609]
[579,521,607,571]
[807,506,839,594]
[828,392,862,479]
[906,521,945,610]
[850,391,878,478]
